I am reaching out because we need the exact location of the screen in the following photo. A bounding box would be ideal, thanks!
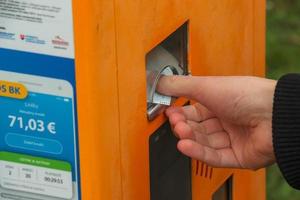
[0,90,79,200]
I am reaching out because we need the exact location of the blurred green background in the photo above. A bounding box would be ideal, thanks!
[266,0,300,199]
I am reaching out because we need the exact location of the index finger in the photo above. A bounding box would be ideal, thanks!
[166,104,215,122]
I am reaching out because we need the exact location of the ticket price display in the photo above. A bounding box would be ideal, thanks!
[8,115,57,134]
[0,151,73,199]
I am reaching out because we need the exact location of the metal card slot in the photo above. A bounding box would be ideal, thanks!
[146,22,188,121]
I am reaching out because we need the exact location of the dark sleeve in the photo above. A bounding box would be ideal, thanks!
[273,73,300,189]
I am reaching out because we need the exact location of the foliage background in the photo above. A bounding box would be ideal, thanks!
[266,0,300,199]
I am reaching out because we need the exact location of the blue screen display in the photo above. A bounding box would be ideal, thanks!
[0,92,78,181]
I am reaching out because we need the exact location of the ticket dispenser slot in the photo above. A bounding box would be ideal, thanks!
[146,23,188,120]
[149,122,192,200]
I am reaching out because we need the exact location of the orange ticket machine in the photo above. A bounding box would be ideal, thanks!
[74,0,266,200]
[0,0,265,200]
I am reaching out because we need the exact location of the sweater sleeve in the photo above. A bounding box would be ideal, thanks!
[273,73,300,189]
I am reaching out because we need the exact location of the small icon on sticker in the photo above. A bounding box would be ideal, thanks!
[20,34,25,40]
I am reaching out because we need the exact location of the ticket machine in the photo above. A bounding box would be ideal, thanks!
[0,0,266,200]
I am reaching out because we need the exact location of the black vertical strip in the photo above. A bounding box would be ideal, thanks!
[149,122,192,200]
[196,160,199,175]
[200,162,204,176]
[205,164,209,178]
[209,167,213,179]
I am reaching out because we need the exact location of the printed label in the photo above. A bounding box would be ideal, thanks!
[0,0,74,58]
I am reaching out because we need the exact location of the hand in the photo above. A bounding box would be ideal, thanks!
[157,75,277,170]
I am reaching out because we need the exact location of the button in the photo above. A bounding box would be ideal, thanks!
[5,133,63,155]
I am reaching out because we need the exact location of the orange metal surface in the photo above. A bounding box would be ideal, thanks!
[73,0,266,199]
[73,1,122,199]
